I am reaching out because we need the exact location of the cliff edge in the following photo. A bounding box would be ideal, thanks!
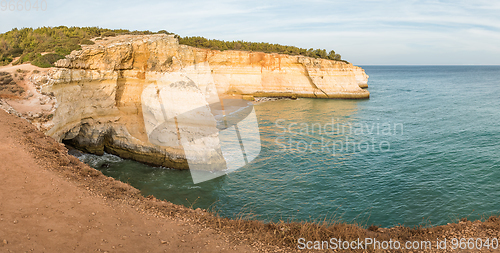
[2,34,369,169]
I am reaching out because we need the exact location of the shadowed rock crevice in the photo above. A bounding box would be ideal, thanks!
[38,34,370,169]
[299,60,329,98]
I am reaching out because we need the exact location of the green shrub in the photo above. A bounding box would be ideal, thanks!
[178,36,345,61]
[101,31,116,37]
[0,56,13,65]
[157,30,174,35]
[32,53,64,68]
[25,52,34,61]
[7,48,23,57]
[55,47,72,56]
[80,39,95,45]
[0,27,127,66]
[0,26,347,67]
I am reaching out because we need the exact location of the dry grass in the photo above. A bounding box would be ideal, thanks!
[0,71,24,97]
[5,110,500,252]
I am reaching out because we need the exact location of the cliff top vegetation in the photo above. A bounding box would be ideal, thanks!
[0,26,346,68]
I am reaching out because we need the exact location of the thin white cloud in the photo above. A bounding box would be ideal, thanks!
[0,0,499,64]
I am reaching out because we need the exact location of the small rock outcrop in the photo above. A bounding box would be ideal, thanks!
[31,34,369,169]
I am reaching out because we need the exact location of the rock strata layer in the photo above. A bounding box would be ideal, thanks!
[30,34,369,169]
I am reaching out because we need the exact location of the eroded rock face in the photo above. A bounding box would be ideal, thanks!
[37,34,369,169]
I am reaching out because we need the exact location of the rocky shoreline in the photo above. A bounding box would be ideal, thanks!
[1,108,500,252]
[2,35,500,252]
[8,34,368,170]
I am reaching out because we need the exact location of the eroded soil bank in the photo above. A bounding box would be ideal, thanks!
[1,109,500,253]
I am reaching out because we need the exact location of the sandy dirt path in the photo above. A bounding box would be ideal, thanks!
[3,97,498,253]
[0,109,255,253]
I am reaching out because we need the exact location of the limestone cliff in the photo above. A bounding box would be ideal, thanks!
[23,34,369,169]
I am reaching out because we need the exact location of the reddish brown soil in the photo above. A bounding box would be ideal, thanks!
[0,109,256,252]
[1,107,500,253]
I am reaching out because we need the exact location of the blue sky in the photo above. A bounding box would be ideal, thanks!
[1,0,499,65]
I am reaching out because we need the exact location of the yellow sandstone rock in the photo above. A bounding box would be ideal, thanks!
[35,34,369,169]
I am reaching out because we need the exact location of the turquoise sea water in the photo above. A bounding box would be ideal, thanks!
[79,66,500,228]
